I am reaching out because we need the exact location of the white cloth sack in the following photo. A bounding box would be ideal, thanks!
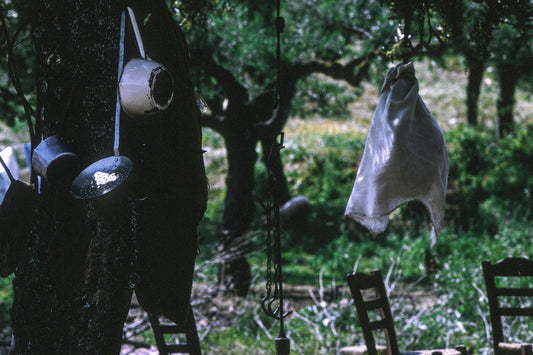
[345,62,448,247]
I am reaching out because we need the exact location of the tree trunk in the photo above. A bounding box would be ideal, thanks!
[10,1,206,353]
[496,63,518,137]
[465,54,485,126]
[200,57,370,296]
[214,112,256,294]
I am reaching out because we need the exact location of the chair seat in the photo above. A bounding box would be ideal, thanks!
[339,344,388,355]
[498,342,533,355]
[400,350,463,355]
[339,345,463,355]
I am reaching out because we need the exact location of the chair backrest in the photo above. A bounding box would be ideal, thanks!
[346,269,399,355]
[482,257,533,354]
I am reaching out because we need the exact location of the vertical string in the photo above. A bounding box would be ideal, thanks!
[274,0,285,107]
[401,2,413,64]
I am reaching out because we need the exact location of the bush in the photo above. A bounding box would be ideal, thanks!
[445,124,533,233]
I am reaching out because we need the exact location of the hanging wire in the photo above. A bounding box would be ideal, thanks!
[274,0,284,107]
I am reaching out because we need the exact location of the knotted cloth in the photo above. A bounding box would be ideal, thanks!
[345,62,448,247]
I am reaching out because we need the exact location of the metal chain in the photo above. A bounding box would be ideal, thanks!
[260,133,290,355]
[262,182,274,307]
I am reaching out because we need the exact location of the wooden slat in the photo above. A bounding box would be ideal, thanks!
[368,319,387,330]
[495,288,533,297]
[364,299,385,310]
[166,344,191,353]
[499,307,533,317]
[157,324,185,333]
[489,258,533,277]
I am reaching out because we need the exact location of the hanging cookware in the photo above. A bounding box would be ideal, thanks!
[118,7,173,118]
[32,135,81,185]
[0,154,37,277]
[70,10,133,200]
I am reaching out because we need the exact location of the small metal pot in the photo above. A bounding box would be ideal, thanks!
[119,7,173,118]
[32,135,81,185]
[119,58,173,118]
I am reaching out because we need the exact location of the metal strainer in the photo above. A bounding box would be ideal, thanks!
[70,10,132,199]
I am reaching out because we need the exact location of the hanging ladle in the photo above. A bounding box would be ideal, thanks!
[70,10,132,199]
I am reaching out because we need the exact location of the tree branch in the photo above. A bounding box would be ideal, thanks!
[255,52,376,139]
[203,57,249,102]
[292,52,375,87]
[0,10,36,145]
[201,112,227,134]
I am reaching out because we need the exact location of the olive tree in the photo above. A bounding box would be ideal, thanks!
[4,0,207,353]
[180,0,397,296]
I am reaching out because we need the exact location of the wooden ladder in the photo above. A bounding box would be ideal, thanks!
[148,307,201,355]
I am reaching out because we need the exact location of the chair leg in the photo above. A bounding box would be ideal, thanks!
[185,309,202,355]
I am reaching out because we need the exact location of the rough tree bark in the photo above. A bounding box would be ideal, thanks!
[465,53,485,126]
[200,54,372,296]
[496,63,519,137]
[10,0,206,353]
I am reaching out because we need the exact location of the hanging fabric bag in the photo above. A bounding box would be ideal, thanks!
[345,62,448,247]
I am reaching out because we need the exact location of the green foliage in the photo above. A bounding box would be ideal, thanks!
[292,76,363,119]
[445,125,494,232]
[172,0,232,28]
[489,23,533,92]
[0,2,36,127]
[184,0,397,119]
[446,124,533,233]
[0,275,13,325]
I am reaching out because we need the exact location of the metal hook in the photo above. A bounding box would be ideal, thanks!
[261,295,291,320]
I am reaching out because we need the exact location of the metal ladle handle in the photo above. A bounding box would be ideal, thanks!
[127,7,146,59]
[114,10,126,157]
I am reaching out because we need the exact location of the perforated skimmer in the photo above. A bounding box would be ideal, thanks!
[70,10,132,199]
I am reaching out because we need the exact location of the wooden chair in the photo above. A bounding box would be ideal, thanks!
[482,257,533,355]
[148,305,202,355]
[342,269,467,355]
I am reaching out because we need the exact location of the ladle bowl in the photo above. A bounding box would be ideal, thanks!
[70,156,132,199]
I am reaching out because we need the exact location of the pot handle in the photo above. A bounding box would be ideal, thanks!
[127,7,146,59]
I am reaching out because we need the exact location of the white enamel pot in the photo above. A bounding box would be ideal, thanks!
[119,7,173,118]
[119,58,173,118]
